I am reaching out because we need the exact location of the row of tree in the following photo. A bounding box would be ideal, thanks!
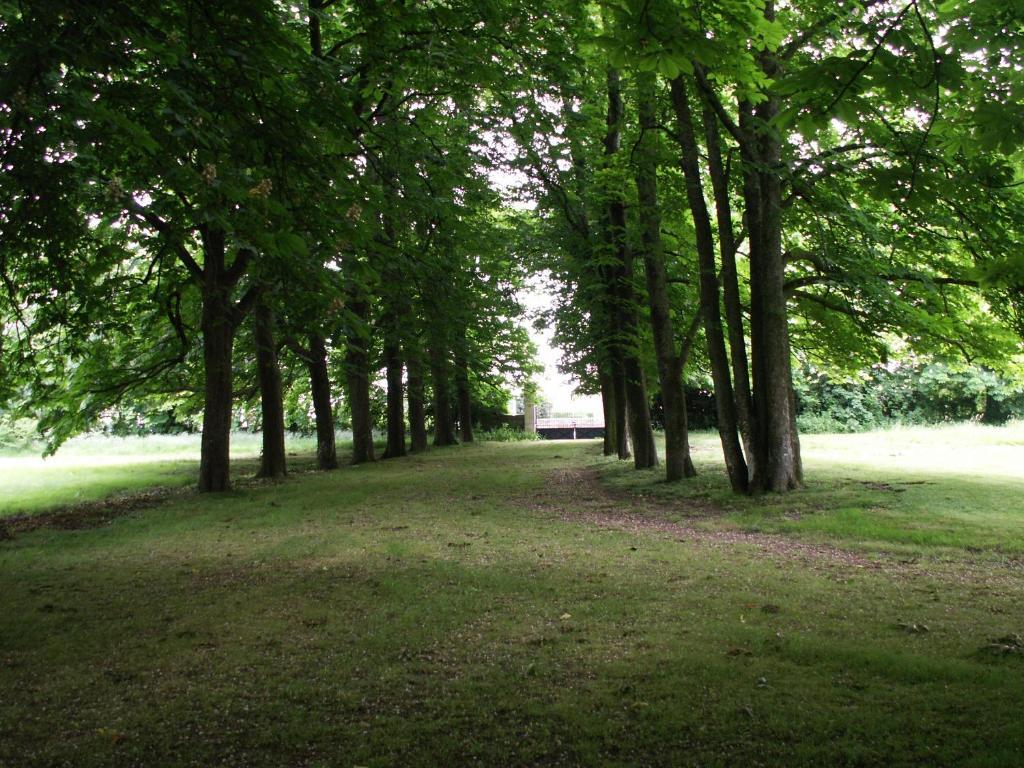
[512,0,1023,493]
[2,0,1022,496]
[0,0,539,491]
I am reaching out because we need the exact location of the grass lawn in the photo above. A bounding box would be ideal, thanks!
[605,422,1024,554]
[0,433,329,518]
[1,427,1023,766]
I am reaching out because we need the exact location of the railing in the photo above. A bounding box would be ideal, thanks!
[535,418,605,429]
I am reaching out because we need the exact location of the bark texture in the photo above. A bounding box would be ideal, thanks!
[254,298,286,479]
[702,99,755,470]
[430,342,457,446]
[307,333,338,470]
[603,68,656,469]
[382,329,405,460]
[610,362,630,459]
[382,339,406,459]
[345,294,375,465]
[739,29,802,493]
[599,367,617,457]
[406,346,429,452]
[671,77,749,493]
[635,71,695,482]
[197,227,254,493]
[199,282,234,493]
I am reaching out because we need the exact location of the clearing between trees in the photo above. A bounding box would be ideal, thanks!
[1,428,1023,767]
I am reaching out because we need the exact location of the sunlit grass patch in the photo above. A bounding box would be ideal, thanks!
[0,432,344,517]
[601,425,1024,554]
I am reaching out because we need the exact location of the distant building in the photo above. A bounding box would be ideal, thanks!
[535,415,604,440]
[512,389,604,439]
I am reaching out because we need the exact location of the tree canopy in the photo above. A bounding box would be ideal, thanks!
[2,0,1021,494]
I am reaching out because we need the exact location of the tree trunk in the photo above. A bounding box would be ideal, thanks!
[741,21,802,492]
[406,347,429,452]
[622,354,657,468]
[196,226,244,493]
[193,225,260,493]
[671,76,749,493]
[455,330,473,443]
[739,99,769,485]
[199,284,234,493]
[702,98,755,471]
[345,295,375,465]
[635,70,695,482]
[254,298,286,479]
[377,159,407,460]
[610,360,630,459]
[305,5,339,474]
[307,333,338,470]
[430,342,457,446]
[599,366,617,456]
[603,67,656,470]
[747,160,798,492]
[788,374,803,485]
[382,339,406,459]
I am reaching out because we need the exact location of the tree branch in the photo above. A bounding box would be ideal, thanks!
[691,67,746,145]
[231,284,262,328]
[225,247,255,286]
[124,200,202,279]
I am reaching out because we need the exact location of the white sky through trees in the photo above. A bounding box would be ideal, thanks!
[488,154,604,421]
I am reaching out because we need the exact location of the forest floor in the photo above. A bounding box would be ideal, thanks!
[1,426,1023,766]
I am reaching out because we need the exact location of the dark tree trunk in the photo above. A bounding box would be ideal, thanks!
[301,6,339,472]
[455,330,473,443]
[671,77,749,493]
[739,99,769,484]
[561,90,627,462]
[308,0,323,57]
[635,71,695,482]
[382,339,406,459]
[378,160,407,460]
[747,165,798,492]
[406,347,429,452]
[622,353,657,468]
[603,67,657,470]
[739,21,802,492]
[610,360,630,459]
[199,285,234,493]
[702,99,755,470]
[788,374,803,485]
[197,228,243,493]
[345,295,375,465]
[307,333,338,470]
[429,342,457,446]
[254,298,286,479]
[599,366,617,456]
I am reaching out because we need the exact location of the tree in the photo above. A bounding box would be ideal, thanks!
[633,70,697,480]
[1,0,320,491]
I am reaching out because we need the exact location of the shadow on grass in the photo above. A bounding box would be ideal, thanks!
[2,455,1023,767]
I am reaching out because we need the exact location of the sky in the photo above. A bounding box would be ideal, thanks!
[519,278,604,421]
[484,134,604,422]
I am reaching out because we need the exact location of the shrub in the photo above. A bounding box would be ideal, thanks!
[476,426,542,442]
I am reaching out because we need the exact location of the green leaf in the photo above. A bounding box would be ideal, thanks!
[275,232,308,258]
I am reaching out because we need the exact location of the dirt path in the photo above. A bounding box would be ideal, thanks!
[534,466,1024,582]
[537,466,878,567]
[0,486,187,539]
